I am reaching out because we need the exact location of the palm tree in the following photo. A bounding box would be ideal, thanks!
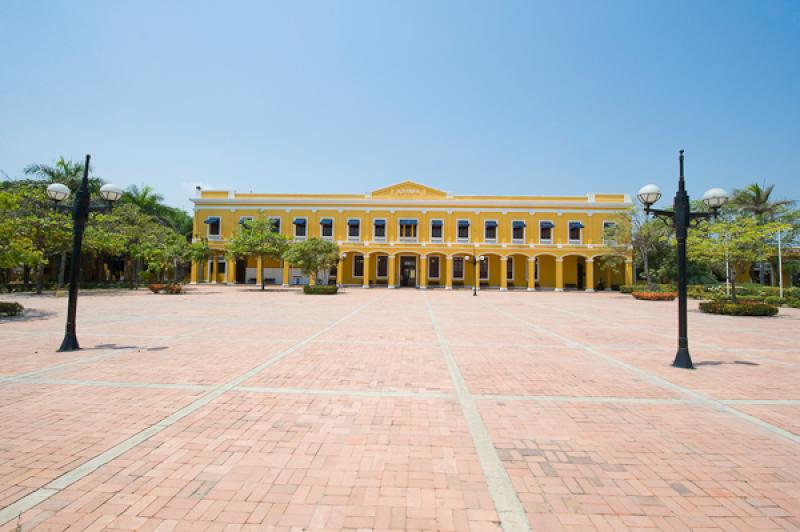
[23,157,104,289]
[730,182,795,284]
[122,185,192,237]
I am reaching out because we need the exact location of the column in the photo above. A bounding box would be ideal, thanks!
[474,257,481,291]
[256,256,263,287]
[555,257,564,292]
[362,254,370,288]
[625,259,633,286]
[190,261,198,284]
[388,255,397,288]
[226,258,235,284]
[527,257,536,291]
[210,254,218,284]
[500,257,508,291]
[419,255,428,289]
[282,260,290,287]
[336,256,345,287]
[585,258,595,292]
[445,256,453,290]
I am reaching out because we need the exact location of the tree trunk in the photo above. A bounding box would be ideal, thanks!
[23,264,30,291]
[57,252,67,289]
[35,262,45,294]
[261,254,265,290]
[643,253,651,289]
[173,258,178,283]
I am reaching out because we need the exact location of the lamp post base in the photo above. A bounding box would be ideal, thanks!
[672,347,694,369]
[58,333,80,352]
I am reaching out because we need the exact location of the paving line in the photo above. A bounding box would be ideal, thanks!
[3,377,215,392]
[494,304,800,445]
[0,301,371,526]
[425,295,531,532]
[474,394,692,405]
[237,385,454,399]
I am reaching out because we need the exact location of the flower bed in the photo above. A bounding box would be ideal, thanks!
[699,301,778,316]
[303,285,338,295]
[631,291,677,301]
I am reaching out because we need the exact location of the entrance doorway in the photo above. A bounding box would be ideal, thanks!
[399,256,417,287]
[577,262,585,290]
[235,259,247,284]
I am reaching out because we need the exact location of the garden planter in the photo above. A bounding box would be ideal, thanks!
[631,291,677,301]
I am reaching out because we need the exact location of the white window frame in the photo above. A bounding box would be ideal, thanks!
[428,256,440,280]
[347,218,361,241]
[568,220,583,244]
[539,220,554,244]
[430,219,444,243]
[293,216,308,240]
[352,254,364,277]
[373,218,387,242]
[238,215,254,225]
[452,257,465,280]
[320,218,334,240]
[506,256,514,281]
[479,256,489,281]
[484,219,498,243]
[376,255,388,278]
[603,220,617,246]
[398,218,419,243]
[457,219,470,243]
[511,220,526,244]
[206,216,221,239]
[268,216,282,234]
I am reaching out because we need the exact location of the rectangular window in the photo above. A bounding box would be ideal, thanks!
[484,221,497,241]
[569,221,583,242]
[293,218,307,238]
[376,255,388,278]
[457,220,470,241]
[269,217,281,234]
[506,256,514,280]
[428,256,440,279]
[479,257,489,280]
[205,216,221,237]
[512,221,525,242]
[453,257,464,279]
[348,219,360,240]
[539,221,553,243]
[603,221,617,245]
[399,219,418,240]
[320,218,333,238]
[430,220,443,241]
[374,219,386,240]
[238,216,254,227]
[353,255,364,277]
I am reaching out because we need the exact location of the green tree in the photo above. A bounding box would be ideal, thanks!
[282,238,340,286]
[688,216,790,302]
[605,207,669,289]
[225,218,289,289]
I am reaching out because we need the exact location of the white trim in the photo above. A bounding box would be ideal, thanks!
[539,219,554,244]
[483,219,498,244]
[398,217,419,243]
[238,215,254,225]
[456,219,470,243]
[293,216,308,240]
[511,219,526,244]
[268,216,282,235]
[347,217,361,241]
[430,218,444,243]
[372,217,388,242]
[192,196,632,209]
[568,219,583,244]
[428,255,441,280]
[452,256,465,280]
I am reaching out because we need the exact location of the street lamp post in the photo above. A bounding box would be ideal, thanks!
[472,253,484,296]
[47,155,122,352]
[637,150,729,369]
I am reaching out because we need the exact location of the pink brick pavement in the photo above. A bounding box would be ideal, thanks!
[0,285,798,531]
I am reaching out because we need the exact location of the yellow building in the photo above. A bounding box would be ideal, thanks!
[190,181,633,291]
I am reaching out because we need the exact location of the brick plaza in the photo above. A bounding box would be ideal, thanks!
[0,287,798,531]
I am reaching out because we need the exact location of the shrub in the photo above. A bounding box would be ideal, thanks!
[764,296,785,305]
[619,285,638,294]
[785,299,800,309]
[0,302,23,316]
[632,291,677,301]
[303,285,338,295]
[699,301,778,316]
[148,284,166,294]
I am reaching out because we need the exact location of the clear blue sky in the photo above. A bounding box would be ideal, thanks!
[1,1,798,211]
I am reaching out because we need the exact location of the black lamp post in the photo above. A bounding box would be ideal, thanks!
[637,150,729,369]
[47,154,122,352]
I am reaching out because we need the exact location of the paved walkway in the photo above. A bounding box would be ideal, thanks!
[0,286,798,531]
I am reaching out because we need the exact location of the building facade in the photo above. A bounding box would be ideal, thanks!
[190,181,633,291]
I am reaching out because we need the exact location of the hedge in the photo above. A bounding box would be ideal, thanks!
[632,292,677,301]
[699,301,778,316]
[0,302,24,316]
[303,285,338,295]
